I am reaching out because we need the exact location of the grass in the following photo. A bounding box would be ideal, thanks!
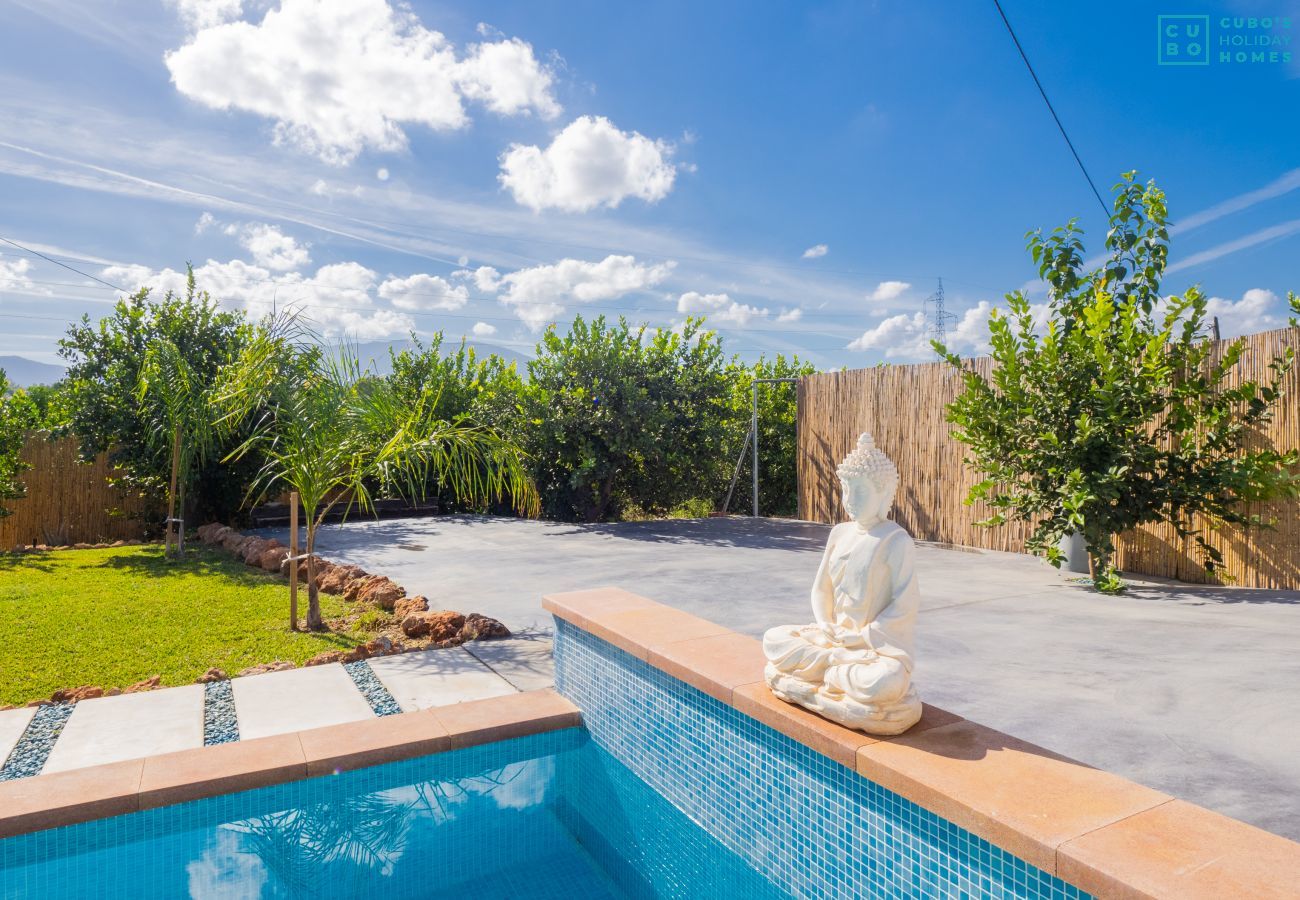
[0,544,361,705]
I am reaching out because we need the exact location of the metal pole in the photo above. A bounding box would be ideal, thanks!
[750,376,801,519]
[751,381,759,517]
[722,423,752,515]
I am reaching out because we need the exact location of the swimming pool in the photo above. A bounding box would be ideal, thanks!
[0,728,787,899]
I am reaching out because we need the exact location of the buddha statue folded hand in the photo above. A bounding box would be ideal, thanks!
[763,432,923,735]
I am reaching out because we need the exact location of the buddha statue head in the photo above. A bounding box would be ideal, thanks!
[836,432,899,526]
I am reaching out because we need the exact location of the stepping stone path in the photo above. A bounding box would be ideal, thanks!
[366,647,514,712]
[43,685,205,774]
[0,639,553,780]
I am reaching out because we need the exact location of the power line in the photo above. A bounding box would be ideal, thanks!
[0,236,127,293]
[991,0,1110,218]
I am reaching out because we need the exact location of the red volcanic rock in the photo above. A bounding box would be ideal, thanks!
[363,635,396,656]
[259,546,290,572]
[317,564,364,595]
[237,661,295,677]
[359,577,404,611]
[461,613,510,641]
[195,668,228,683]
[394,596,429,621]
[340,645,371,664]
[69,685,104,701]
[304,651,344,667]
[342,574,381,603]
[402,610,464,641]
[241,538,277,565]
[124,675,162,694]
[222,533,251,555]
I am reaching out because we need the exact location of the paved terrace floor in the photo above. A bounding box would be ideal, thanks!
[264,514,1300,843]
[0,641,552,781]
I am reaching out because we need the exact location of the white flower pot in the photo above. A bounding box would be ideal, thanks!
[1058,531,1090,574]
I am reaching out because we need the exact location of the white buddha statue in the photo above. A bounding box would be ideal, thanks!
[763,432,923,735]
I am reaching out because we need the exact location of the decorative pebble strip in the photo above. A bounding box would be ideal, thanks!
[343,660,402,717]
[0,703,74,781]
[202,680,240,746]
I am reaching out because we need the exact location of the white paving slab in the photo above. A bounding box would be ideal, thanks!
[463,638,555,692]
[0,706,37,765]
[43,685,205,774]
[367,647,516,712]
[233,664,375,740]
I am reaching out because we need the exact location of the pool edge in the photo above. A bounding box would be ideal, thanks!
[0,687,580,839]
[543,586,1300,900]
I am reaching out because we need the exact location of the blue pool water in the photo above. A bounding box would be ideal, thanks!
[0,729,788,899]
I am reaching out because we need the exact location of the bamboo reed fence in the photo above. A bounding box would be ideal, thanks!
[0,434,154,548]
[797,326,1300,590]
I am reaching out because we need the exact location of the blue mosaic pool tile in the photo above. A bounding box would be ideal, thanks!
[0,729,592,899]
[554,618,1093,900]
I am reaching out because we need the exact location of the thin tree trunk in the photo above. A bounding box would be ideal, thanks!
[306,520,323,630]
[176,478,186,557]
[166,426,180,559]
[288,491,299,632]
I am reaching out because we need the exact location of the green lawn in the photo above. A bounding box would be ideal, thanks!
[0,545,358,705]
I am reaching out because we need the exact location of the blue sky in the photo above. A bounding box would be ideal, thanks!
[1,0,1298,368]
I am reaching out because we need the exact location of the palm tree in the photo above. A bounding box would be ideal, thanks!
[138,337,218,559]
[215,316,537,631]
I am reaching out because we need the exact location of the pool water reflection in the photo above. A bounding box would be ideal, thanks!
[0,729,787,899]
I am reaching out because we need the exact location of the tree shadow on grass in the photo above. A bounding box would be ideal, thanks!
[93,546,285,587]
[0,552,56,574]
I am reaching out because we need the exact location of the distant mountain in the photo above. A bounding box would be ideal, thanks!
[353,339,533,376]
[0,356,65,387]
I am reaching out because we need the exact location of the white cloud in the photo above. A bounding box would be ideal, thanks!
[847,312,929,357]
[869,280,911,302]
[471,321,497,337]
[233,223,311,271]
[165,0,560,165]
[777,307,803,323]
[499,115,677,212]
[0,258,35,290]
[454,265,501,292]
[168,0,242,32]
[377,273,469,310]
[457,37,562,119]
[677,291,769,327]
[493,254,674,329]
[847,299,1049,360]
[194,211,216,234]
[1204,288,1290,337]
[802,244,828,259]
[186,830,266,900]
[104,258,414,339]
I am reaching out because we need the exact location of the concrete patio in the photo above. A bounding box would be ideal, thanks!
[263,514,1300,842]
[0,640,546,779]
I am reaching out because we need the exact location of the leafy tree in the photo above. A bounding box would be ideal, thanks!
[12,382,70,430]
[0,370,40,517]
[57,269,257,524]
[385,333,524,427]
[936,173,1300,593]
[216,319,538,630]
[138,335,220,559]
[384,334,526,510]
[724,354,817,517]
[521,315,732,521]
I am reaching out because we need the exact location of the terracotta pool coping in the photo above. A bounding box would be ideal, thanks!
[0,688,579,840]
[543,587,1300,900]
